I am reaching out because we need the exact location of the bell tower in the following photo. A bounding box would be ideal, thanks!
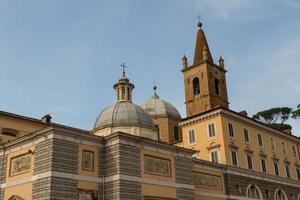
[182,21,229,117]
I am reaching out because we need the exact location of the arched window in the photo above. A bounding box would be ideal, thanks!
[174,127,179,141]
[274,189,288,200]
[246,184,263,199]
[215,79,220,95]
[193,77,200,95]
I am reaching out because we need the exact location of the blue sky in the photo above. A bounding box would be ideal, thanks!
[0,0,299,135]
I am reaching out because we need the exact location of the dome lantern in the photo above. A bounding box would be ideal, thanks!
[113,63,135,102]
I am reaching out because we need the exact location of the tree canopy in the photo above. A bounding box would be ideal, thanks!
[292,104,300,119]
[252,107,292,125]
[252,106,299,132]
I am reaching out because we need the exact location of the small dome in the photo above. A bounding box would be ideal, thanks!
[142,94,181,119]
[94,101,155,130]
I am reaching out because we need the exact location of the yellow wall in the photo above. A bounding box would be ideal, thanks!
[4,146,35,200]
[0,114,47,143]
[180,114,227,164]
[180,111,300,180]
[222,115,300,180]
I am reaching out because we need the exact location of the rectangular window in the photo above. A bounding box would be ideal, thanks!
[208,123,216,138]
[292,146,297,158]
[285,164,290,178]
[282,142,287,155]
[210,149,219,163]
[246,154,253,170]
[228,123,235,138]
[188,129,196,144]
[243,128,249,144]
[257,133,263,147]
[231,150,238,166]
[296,168,300,180]
[273,161,279,176]
[270,138,275,152]
[260,158,267,173]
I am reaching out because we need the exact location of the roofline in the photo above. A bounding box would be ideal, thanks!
[180,107,300,142]
[0,110,89,133]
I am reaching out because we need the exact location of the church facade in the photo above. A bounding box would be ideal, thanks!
[0,22,299,200]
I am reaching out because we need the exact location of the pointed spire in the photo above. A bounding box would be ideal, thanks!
[219,56,225,69]
[182,54,188,68]
[193,20,213,65]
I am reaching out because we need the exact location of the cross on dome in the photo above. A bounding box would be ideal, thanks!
[121,62,127,77]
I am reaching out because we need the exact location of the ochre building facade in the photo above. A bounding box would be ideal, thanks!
[0,22,299,200]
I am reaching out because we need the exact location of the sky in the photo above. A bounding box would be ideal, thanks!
[0,0,299,135]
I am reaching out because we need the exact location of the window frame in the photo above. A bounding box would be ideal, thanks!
[207,123,217,139]
[209,148,220,163]
[230,149,238,166]
[282,142,287,155]
[188,129,196,144]
[270,137,276,152]
[296,167,300,180]
[292,146,297,158]
[257,133,263,148]
[260,157,267,173]
[273,160,280,176]
[243,128,250,144]
[227,122,235,138]
[285,164,290,178]
[246,154,253,170]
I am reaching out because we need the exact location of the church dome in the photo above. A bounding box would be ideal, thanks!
[142,86,181,120]
[92,65,158,141]
[94,101,155,130]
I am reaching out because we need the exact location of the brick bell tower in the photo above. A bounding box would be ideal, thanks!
[182,21,229,117]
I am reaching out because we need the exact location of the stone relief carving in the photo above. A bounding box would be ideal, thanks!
[144,155,171,177]
[193,172,222,190]
[78,189,97,200]
[10,153,31,176]
[82,150,94,171]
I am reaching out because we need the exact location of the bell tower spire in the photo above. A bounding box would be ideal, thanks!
[113,63,135,102]
[193,20,213,65]
[182,21,229,117]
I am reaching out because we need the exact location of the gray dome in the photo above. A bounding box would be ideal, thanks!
[94,101,155,130]
[142,95,181,119]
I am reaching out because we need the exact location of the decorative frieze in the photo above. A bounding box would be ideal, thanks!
[193,172,222,190]
[144,155,171,177]
[10,153,32,176]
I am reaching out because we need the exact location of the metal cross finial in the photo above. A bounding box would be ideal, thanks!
[153,81,158,96]
[121,62,127,77]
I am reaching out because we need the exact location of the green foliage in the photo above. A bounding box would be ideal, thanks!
[252,107,292,124]
[292,104,300,119]
[269,123,292,132]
